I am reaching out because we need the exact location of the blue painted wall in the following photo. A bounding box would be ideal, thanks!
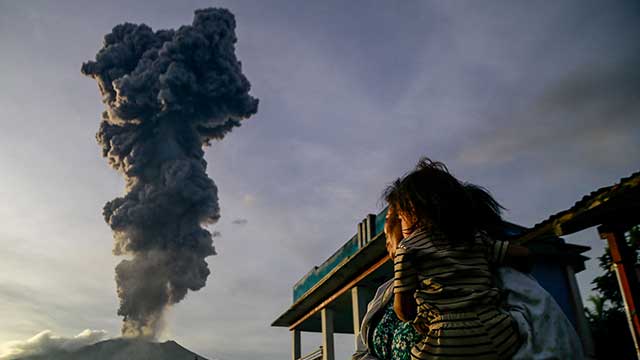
[531,260,577,327]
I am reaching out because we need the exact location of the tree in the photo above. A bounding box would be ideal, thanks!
[585,225,640,359]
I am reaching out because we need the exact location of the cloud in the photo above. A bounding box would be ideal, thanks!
[0,329,108,360]
[231,218,248,226]
[456,60,640,168]
[242,194,256,206]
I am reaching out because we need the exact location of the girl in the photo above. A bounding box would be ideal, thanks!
[383,158,526,360]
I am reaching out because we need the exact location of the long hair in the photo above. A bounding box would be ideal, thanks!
[463,182,506,238]
[383,157,505,244]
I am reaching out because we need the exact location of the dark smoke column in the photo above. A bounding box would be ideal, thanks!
[81,8,258,338]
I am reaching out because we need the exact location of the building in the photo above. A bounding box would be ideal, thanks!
[272,171,640,360]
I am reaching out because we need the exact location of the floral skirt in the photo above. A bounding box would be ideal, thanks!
[372,301,421,360]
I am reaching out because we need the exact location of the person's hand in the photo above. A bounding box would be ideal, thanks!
[384,209,403,259]
[505,244,534,273]
[411,321,429,335]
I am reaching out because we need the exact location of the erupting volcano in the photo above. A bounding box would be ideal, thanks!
[81,7,258,338]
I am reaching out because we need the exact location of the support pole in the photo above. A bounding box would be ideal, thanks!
[352,286,373,350]
[292,329,301,360]
[565,265,595,357]
[321,308,335,360]
[599,224,640,358]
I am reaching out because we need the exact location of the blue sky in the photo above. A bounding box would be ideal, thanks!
[0,1,639,359]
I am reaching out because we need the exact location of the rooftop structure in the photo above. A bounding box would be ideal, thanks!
[273,170,640,360]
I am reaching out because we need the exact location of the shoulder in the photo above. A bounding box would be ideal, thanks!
[399,227,431,248]
[400,227,451,252]
[375,279,394,299]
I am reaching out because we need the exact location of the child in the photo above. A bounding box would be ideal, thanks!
[383,158,524,360]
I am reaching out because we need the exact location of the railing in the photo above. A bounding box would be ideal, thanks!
[293,209,387,302]
[298,346,323,360]
[357,213,377,248]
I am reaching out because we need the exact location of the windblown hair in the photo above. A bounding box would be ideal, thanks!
[463,183,506,239]
[383,157,505,244]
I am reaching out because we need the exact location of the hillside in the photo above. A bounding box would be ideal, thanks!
[16,338,208,360]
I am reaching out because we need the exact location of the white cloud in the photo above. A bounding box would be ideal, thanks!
[241,194,256,206]
[0,329,108,360]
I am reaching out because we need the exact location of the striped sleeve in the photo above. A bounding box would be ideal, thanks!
[486,238,510,265]
[393,245,418,294]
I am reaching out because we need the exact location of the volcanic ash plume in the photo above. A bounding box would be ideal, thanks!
[81,8,258,338]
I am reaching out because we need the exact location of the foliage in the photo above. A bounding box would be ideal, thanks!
[584,226,640,359]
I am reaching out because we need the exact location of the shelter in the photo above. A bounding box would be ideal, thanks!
[518,171,640,357]
[272,171,640,360]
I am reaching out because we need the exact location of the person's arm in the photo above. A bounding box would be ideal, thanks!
[486,236,532,272]
[385,209,418,322]
[503,243,533,273]
[394,291,417,322]
[392,245,418,322]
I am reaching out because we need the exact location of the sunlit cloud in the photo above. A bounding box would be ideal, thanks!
[0,329,108,360]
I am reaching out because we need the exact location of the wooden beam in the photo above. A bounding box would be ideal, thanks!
[599,224,640,358]
[289,255,389,331]
[562,201,640,235]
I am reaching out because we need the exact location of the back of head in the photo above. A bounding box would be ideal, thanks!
[383,157,504,244]
[462,183,505,238]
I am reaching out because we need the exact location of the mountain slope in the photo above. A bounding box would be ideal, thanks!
[17,338,209,360]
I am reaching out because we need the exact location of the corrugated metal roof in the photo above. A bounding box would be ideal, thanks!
[517,171,640,243]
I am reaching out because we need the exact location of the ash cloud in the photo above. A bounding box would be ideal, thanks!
[0,330,108,360]
[81,8,258,338]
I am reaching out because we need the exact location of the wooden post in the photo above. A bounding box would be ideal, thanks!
[292,329,301,360]
[321,308,335,360]
[599,224,640,358]
[352,286,373,350]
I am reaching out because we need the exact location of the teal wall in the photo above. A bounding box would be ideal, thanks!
[293,208,388,302]
[293,234,360,301]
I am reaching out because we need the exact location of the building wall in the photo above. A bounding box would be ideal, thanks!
[531,260,578,327]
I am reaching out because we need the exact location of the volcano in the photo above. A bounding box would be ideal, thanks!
[15,338,209,360]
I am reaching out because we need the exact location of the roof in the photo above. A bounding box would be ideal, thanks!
[291,210,387,302]
[516,171,640,243]
[271,230,388,330]
[292,234,360,302]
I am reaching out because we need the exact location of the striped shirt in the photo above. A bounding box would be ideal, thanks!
[393,228,520,360]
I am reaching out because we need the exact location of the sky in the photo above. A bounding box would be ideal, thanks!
[0,0,639,359]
